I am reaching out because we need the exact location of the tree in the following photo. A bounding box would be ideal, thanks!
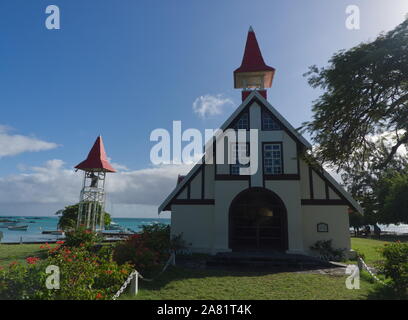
[303,19,408,172]
[55,203,111,231]
[303,19,408,224]
[377,171,408,224]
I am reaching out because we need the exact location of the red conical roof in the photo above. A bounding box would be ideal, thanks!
[234,26,275,73]
[75,136,116,172]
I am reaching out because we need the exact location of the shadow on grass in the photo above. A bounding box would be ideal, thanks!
[136,259,344,294]
[366,284,408,300]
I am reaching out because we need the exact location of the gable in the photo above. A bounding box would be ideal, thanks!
[158,91,361,213]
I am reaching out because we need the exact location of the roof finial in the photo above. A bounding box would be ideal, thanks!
[248,25,254,33]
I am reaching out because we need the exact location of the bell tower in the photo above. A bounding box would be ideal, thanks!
[74,136,116,231]
[234,26,275,101]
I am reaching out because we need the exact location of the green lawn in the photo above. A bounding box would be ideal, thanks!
[124,267,380,300]
[350,235,407,265]
[0,243,55,267]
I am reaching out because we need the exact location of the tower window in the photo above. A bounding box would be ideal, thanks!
[234,112,249,130]
[230,143,250,175]
[263,143,283,174]
[262,111,281,130]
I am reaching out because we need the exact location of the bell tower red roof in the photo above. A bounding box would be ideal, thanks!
[75,136,116,173]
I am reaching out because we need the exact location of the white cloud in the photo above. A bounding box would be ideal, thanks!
[0,125,58,157]
[192,94,233,118]
[0,160,192,217]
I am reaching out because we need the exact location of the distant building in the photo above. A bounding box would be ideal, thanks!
[159,27,362,256]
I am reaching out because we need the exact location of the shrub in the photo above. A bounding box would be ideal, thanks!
[64,227,102,249]
[0,244,132,300]
[377,241,408,298]
[0,261,49,300]
[113,223,185,273]
[310,239,345,261]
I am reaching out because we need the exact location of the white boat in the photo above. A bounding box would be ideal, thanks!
[8,225,28,231]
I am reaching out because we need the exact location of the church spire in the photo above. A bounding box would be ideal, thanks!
[234,26,275,100]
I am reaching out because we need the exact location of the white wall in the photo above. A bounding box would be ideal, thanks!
[171,204,214,253]
[264,180,304,253]
[302,205,351,254]
[213,180,249,252]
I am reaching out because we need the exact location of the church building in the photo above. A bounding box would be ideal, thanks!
[159,27,362,256]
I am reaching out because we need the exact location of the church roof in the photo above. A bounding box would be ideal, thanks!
[158,91,363,214]
[234,26,275,74]
[75,136,116,173]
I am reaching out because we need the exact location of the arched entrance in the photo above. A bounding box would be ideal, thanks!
[229,188,288,252]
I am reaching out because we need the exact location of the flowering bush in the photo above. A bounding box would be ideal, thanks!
[377,241,408,298]
[64,227,102,249]
[0,243,132,300]
[113,223,185,273]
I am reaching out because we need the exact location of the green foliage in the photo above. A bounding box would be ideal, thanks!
[0,261,48,300]
[64,227,102,249]
[377,242,408,298]
[377,171,408,224]
[303,19,408,171]
[303,19,408,224]
[55,203,111,231]
[349,210,365,229]
[0,244,132,300]
[113,223,185,273]
[310,240,345,261]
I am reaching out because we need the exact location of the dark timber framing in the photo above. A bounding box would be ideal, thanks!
[301,199,347,205]
[308,166,314,199]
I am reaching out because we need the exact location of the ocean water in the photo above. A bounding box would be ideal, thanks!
[0,216,170,243]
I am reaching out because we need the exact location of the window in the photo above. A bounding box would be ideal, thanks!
[263,143,282,174]
[262,111,281,130]
[317,223,329,233]
[234,112,249,130]
[230,143,249,175]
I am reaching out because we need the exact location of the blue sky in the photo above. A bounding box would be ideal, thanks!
[0,0,407,217]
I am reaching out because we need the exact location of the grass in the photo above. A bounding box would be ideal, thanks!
[124,267,378,300]
[0,243,56,267]
[350,235,407,265]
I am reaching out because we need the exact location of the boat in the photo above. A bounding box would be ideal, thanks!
[8,225,28,231]
[0,221,18,227]
[50,230,64,236]
[42,230,64,235]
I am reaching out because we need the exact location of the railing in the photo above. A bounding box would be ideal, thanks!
[112,251,176,300]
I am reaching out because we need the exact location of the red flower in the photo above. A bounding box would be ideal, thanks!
[26,257,40,265]
[95,292,103,300]
[56,241,65,244]
[105,270,113,275]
